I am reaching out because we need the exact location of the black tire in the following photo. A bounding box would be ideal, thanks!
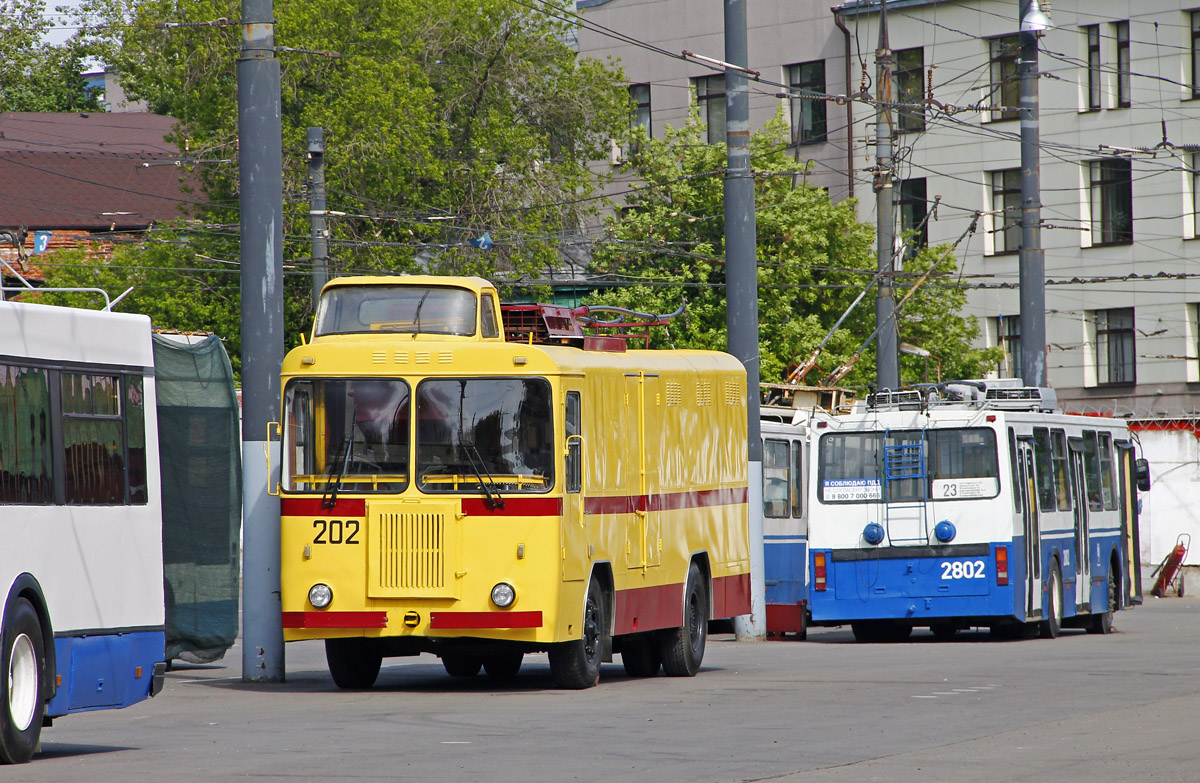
[1,599,46,765]
[659,562,708,677]
[851,620,911,643]
[549,575,606,689]
[929,622,959,641]
[620,635,661,678]
[441,655,483,678]
[1089,568,1118,635]
[482,653,523,681]
[324,638,382,689]
[1040,561,1063,639]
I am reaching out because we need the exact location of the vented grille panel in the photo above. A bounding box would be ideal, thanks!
[371,511,451,595]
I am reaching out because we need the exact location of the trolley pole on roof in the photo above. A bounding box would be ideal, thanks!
[239,0,286,682]
[308,127,329,310]
[874,1,900,390]
[724,0,765,640]
[1018,0,1048,387]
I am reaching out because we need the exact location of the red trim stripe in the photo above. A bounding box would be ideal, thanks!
[282,611,387,629]
[281,498,366,517]
[429,611,543,629]
[460,497,563,517]
[585,486,747,516]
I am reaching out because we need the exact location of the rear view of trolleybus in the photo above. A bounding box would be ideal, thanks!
[278,276,751,688]
[807,381,1148,641]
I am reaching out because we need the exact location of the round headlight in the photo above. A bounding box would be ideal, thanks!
[308,583,333,609]
[863,522,885,545]
[490,582,516,608]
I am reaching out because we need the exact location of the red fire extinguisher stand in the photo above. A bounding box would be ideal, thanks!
[1150,534,1190,597]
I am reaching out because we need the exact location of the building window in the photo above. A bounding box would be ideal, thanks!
[1193,152,1200,237]
[897,178,927,253]
[1192,12,1200,98]
[989,35,1020,121]
[1083,24,1101,110]
[1000,315,1022,380]
[895,47,925,132]
[787,61,827,144]
[693,74,726,144]
[629,83,651,137]
[991,168,1022,254]
[1095,307,1136,384]
[1088,158,1133,245]
[1113,21,1130,108]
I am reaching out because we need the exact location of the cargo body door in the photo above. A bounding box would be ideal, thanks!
[624,372,661,570]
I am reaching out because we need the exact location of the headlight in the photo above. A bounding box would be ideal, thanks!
[308,583,333,609]
[490,582,516,608]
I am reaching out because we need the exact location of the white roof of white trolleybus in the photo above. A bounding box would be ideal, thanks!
[0,298,153,368]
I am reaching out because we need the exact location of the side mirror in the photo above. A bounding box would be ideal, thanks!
[1135,457,1151,492]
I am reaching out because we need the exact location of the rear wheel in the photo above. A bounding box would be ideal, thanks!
[1,598,45,765]
[620,635,661,678]
[549,576,606,689]
[929,622,959,641]
[1040,561,1063,639]
[658,562,708,677]
[325,638,382,689]
[852,621,912,643]
[1088,568,1118,635]
[441,655,483,678]
[482,653,523,681]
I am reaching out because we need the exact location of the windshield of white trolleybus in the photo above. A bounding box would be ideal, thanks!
[284,378,412,493]
[416,378,554,494]
[818,427,1000,503]
[314,285,477,336]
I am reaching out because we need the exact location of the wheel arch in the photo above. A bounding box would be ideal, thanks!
[687,551,713,620]
[4,574,57,703]
[586,561,615,639]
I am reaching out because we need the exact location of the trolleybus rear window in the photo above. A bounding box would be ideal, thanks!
[283,378,411,493]
[818,428,999,503]
[416,378,553,494]
[315,285,477,336]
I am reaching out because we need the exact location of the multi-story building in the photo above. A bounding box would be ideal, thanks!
[575,0,1200,567]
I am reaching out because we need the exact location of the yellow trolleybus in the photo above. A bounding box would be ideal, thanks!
[278,276,750,689]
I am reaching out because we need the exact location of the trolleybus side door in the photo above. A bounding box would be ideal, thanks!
[1017,440,1042,619]
[1068,437,1091,611]
[562,389,587,582]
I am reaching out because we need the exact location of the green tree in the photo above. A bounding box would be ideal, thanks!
[589,112,1000,389]
[0,0,102,112]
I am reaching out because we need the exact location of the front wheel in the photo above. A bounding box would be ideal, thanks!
[549,576,606,689]
[325,638,382,689]
[441,655,483,678]
[482,653,523,681]
[1088,569,1117,635]
[658,562,708,677]
[1040,561,1063,639]
[1,599,46,765]
[620,634,661,678]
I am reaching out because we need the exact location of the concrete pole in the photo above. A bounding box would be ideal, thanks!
[308,127,328,310]
[239,0,285,682]
[1018,0,1047,387]
[874,1,899,390]
[724,0,765,641]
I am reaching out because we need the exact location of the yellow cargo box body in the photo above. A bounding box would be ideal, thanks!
[277,276,749,688]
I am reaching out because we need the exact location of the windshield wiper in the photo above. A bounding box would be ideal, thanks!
[322,434,353,509]
[464,444,505,510]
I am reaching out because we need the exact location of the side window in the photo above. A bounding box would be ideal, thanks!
[480,293,500,339]
[1051,429,1072,511]
[1098,431,1116,510]
[1082,430,1104,511]
[790,440,804,518]
[0,363,54,504]
[62,373,126,505]
[1008,428,1021,513]
[763,439,790,518]
[1032,427,1056,510]
[126,375,148,504]
[565,391,581,494]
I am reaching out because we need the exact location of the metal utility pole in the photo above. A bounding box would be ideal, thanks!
[308,127,328,309]
[874,1,899,390]
[239,0,285,682]
[724,0,765,640]
[1018,0,1048,387]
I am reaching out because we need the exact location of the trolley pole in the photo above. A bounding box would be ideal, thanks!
[1018,0,1047,387]
[724,0,765,640]
[239,0,285,682]
[874,1,900,390]
[308,127,328,310]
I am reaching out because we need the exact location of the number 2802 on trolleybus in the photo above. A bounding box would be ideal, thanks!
[799,381,1149,641]
[276,276,751,689]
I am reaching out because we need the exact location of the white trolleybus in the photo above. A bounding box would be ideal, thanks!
[1,299,167,764]
[805,380,1148,641]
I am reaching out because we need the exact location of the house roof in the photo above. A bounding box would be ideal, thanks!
[0,112,199,231]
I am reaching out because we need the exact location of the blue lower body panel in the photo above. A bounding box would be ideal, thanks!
[765,539,807,606]
[45,630,166,717]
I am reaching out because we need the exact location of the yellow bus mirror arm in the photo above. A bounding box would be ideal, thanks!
[265,421,281,496]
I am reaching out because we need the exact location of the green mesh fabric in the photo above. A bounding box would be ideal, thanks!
[153,334,241,664]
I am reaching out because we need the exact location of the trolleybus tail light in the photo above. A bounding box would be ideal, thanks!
[996,546,1009,586]
[814,552,827,591]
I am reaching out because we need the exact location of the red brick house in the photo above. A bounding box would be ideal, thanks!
[0,111,197,288]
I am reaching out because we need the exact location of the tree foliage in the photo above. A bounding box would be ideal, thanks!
[0,0,102,112]
[590,112,1000,389]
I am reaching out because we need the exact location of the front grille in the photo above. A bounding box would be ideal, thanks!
[368,504,457,598]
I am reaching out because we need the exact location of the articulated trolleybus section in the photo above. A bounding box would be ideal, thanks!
[278,276,751,689]
[807,381,1148,641]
